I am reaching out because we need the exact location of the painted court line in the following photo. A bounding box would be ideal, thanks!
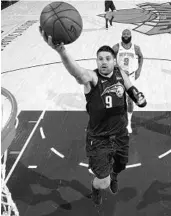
[79,162,142,170]
[15,117,19,129]
[126,163,142,168]
[9,151,20,154]
[88,169,94,174]
[28,121,37,123]
[51,147,65,158]
[28,165,37,169]
[40,127,45,139]
[158,149,171,159]
[79,162,89,167]
[5,71,61,184]
[5,110,46,184]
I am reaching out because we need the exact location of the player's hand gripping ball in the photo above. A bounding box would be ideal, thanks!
[39,27,65,53]
[40,1,83,45]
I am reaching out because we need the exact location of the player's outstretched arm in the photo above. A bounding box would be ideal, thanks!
[120,69,147,108]
[40,27,97,85]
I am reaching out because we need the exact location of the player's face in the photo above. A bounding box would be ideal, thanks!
[122,29,132,44]
[96,51,115,75]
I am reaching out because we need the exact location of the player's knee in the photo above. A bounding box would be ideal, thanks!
[116,164,126,173]
[127,96,133,105]
[127,97,134,112]
[93,175,110,189]
[119,163,126,172]
[114,163,126,173]
[128,105,133,113]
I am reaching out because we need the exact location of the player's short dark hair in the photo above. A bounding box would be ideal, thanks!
[96,45,115,58]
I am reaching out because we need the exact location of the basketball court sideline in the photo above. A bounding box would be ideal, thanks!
[1,1,171,216]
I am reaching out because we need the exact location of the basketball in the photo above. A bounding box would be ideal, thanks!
[40,1,83,45]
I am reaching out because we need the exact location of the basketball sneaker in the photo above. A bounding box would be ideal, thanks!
[91,184,102,205]
[109,172,118,194]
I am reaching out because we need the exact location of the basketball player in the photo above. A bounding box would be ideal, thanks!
[40,28,147,205]
[112,29,144,133]
[105,0,116,29]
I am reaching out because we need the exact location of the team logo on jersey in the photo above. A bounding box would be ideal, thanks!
[98,2,171,35]
[116,85,124,98]
[101,82,124,97]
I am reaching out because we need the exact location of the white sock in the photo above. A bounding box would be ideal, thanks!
[127,112,133,123]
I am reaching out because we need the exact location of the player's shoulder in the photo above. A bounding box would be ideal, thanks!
[134,44,143,55]
[134,44,140,51]
[112,43,119,48]
[114,66,123,78]
[112,43,119,52]
[84,69,98,94]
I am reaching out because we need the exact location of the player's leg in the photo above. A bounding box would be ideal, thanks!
[127,74,136,133]
[105,1,110,29]
[109,15,114,26]
[105,13,109,29]
[105,1,111,12]
[106,11,113,28]
[91,174,110,205]
[110,1,116,11]
[86,136,113,205]
[127,96,134,133]
[109,1,116,26]
[89,154,112,205]
[110,129,129,193]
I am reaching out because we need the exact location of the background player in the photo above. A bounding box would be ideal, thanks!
[40,28,146,205]
[112,29,144,133]
[105,0,116,29]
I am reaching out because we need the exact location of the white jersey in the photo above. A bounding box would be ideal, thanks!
[117,43,138,82]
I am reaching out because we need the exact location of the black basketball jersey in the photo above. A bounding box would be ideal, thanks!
[85,67,127,137]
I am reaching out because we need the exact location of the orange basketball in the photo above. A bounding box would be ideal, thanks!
[40,1,83,45]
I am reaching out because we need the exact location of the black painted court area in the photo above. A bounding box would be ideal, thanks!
[6,111,171,216]
[1,1,18,10]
